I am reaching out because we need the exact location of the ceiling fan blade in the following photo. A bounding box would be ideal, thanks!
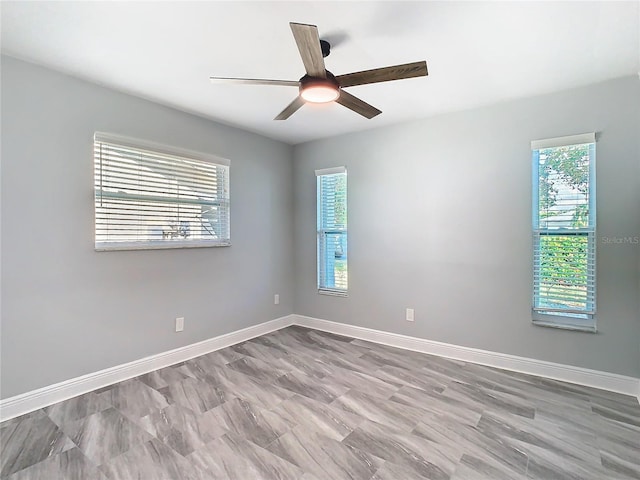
[336,90,381,119]
[275,96,305,120]
[209,77,299,87]
[289,22,326,78]
[336,61,428,88]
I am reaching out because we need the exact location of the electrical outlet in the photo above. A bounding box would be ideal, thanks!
[406,308,415,322]
[175,317,184,332]
[274,294,280,305]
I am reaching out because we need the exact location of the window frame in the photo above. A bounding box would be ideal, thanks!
[316,166,348,296]
[531,133,596,332]
[94,132,230,251]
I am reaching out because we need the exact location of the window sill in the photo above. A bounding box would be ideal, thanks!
[318,289,348,297]
[532,317,597,333]
[96,240,231,251]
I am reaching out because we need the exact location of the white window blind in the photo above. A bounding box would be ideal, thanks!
[532,133,596,331]
[94,133,230,250]
[316,167,348,295]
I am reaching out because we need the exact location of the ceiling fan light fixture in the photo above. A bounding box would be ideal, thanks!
[301,84,339,103]
[299,73,340,103]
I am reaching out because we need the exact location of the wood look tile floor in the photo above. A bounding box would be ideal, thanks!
[1,326,639,479]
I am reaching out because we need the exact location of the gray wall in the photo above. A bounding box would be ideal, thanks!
[2,56,638,401]
[293,76,640,378]
[1,56,294,398]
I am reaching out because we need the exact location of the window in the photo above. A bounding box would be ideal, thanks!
[316,167,347,295]
[94,133,230,250]
[532,133,596,331]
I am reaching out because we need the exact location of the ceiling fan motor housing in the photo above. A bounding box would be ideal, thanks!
[320,39,331,58]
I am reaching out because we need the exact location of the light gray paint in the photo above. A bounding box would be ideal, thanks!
[293,76,640,378]
[1,56,294,398]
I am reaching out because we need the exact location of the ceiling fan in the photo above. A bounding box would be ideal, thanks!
[210,22,428,120]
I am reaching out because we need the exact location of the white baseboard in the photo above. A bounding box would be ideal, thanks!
[294,314,640,400]
[3,312,638,421]
[0,315,295,422]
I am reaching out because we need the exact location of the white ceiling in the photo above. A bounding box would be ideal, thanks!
[2,1,639,145]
